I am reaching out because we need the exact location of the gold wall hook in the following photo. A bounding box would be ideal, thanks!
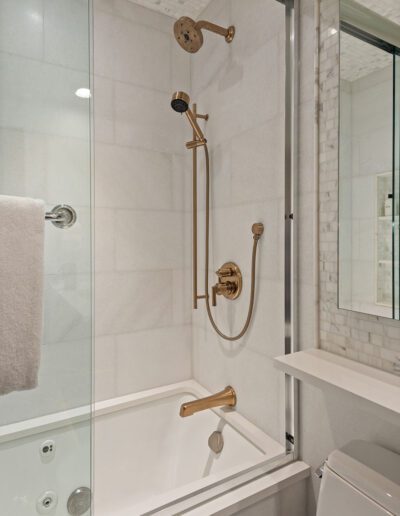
[179,386,237,417]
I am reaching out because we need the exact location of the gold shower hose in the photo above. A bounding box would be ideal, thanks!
[203,144,262,341]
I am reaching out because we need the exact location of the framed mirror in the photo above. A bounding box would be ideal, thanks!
[338,0,400,318]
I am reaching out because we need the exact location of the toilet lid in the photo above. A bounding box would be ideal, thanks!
[327,440,400,514]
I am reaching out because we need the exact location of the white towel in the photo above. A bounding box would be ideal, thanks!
[0,195,45,395]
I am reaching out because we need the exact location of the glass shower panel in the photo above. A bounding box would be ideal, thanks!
[395,53,400,319]
[0,0,92,514]
[93,0,294,513]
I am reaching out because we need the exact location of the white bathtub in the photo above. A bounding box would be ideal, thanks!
[0,380,290,515]
[93,380,286,515]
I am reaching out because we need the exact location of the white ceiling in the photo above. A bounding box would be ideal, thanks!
[129,0,400,23]
[341,0,400,82]
[128,0,212,19]
[340,31,393,82]
[357,0,400,25]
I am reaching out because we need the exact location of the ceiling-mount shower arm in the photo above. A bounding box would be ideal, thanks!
[196,20,235,43]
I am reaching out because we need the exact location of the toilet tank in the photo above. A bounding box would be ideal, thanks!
[316,440,400,516]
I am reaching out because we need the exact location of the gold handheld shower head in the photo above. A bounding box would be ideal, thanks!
[174,16,235,53]
[170,91,206,144]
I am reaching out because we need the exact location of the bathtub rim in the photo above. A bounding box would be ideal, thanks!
[0,380,285,456]
[94,380,285,456]
[131,452,294,516]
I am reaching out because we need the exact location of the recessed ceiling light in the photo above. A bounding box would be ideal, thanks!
[75,88,91,99]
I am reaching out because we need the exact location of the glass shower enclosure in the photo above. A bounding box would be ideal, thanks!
[0,0,92,514]
[0,0,298,514]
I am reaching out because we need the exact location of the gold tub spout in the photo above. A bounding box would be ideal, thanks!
[180,386,237,417]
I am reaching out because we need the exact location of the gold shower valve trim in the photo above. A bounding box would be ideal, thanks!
[212,262,242,307]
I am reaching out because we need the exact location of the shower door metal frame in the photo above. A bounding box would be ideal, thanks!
[144,0,299,513]
[283,0,299,461]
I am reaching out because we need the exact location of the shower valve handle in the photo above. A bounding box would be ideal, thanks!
[212,282,235,307]
[217,266,233,278]
[212,284,218,307]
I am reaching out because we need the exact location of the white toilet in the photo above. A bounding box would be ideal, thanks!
[317,440,400,515]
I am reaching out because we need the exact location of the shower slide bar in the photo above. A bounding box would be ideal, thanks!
[45,204,77,229]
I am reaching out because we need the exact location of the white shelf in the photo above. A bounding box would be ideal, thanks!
[274,349,400,422]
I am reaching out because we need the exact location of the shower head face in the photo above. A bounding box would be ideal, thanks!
[171,91,190,113]
[174,17,203,53]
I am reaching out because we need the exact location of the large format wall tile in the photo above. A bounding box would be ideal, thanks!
[94,0,192,401]
[0,0,92,423]
[95,142,174,210]
[44,0,90,71]
[95,270,174,336]
[0,53,90,138]
[115,210,184,271]
[0,0,44,60]
[115,326,191,395]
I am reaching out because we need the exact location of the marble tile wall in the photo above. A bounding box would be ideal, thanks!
[94,0,294,445]
[190,0,287,442]
[0,0,92,424]
[93,0,192,400]
[318,0,400,373]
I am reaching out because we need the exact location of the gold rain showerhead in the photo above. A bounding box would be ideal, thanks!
[173,16,235,53]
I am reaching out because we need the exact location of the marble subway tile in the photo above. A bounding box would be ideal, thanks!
[318,0,400,375]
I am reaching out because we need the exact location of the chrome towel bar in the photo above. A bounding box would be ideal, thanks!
[45,205,77,229]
